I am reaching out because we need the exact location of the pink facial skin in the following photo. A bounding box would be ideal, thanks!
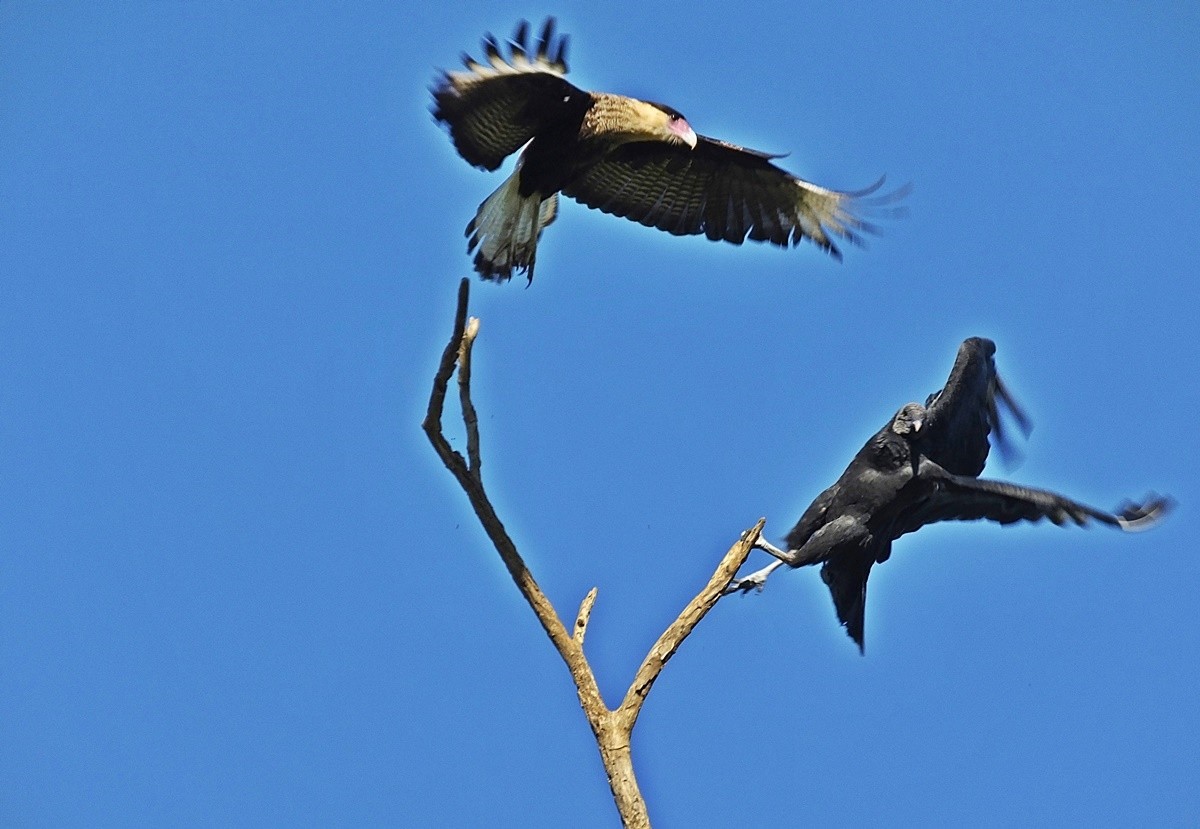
[669,116,698,148]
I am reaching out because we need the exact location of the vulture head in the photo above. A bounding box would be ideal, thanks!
[891,403,926,438]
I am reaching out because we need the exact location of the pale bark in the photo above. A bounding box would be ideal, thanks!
[423,278,761,827]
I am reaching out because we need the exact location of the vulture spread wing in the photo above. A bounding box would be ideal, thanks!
[432,19,581,171]
[921,337,1031,476]
[900,465,1170,535]
[561,136,878,258]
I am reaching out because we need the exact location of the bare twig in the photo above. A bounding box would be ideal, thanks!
[422,280,576,658]
[574,587,599,646]
[458,317,481,473]
[423,278,761,827]
[422,278,470,453]
[620,519,765,724]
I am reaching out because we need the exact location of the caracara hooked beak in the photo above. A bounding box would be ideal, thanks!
[663,110,697,148]
[645,101,697,148]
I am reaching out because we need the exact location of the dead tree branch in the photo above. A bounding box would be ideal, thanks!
[423,278,763,828]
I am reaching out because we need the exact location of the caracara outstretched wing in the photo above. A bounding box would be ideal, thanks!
[432,19,581,171]
[920,337,1032,477]
[561,135,878,258]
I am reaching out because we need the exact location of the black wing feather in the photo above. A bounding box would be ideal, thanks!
[900,463,1169,534]
[562,135,871,254]
[432,19,582,171]
[920,337,1030,476]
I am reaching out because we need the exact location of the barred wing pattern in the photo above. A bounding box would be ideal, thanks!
[563,136,877,258]
[432,19,577,171]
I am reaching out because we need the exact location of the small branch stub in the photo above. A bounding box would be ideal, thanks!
[575,587,599,645]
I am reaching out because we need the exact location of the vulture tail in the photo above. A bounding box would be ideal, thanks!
[465,167,558,283]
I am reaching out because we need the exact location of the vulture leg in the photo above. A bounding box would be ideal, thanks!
[722,533,829,594]
[725,517,874,598]
[755,536,792,561]
[724,559,787,595]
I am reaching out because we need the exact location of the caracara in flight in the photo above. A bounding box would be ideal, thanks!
[432,18,896,282]
[725,338,1170,652]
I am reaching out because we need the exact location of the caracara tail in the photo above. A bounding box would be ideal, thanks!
[465,164,559,283]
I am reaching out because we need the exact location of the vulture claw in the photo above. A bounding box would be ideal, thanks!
[723,576,767,596]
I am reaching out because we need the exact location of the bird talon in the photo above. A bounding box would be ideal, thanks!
[723,575,767,596]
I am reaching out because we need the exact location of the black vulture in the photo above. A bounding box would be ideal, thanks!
[727,337,1170,652]
[432,18,898,282]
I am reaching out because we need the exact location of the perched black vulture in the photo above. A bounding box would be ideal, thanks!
[727,337,1170,652]
[432,18,896,282]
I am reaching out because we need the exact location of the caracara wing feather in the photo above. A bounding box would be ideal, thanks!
[561,135,868,256]
[432,19,580,171]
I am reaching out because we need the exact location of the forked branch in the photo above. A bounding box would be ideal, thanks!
[423,278,762,827]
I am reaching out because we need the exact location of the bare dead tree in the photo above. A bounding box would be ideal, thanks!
[423,278,764,827]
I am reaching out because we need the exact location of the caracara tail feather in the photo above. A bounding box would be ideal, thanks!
[465,169,557,282]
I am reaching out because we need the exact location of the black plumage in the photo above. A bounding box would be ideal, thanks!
[728,338,1170,652]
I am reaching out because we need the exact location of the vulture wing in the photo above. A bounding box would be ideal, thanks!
[783,482,840,551]
[898,462,1170,535]
[562,135,879,258]
[432,18,584,171]
[921,337,1031,476]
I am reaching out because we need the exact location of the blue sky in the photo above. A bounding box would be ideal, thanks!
[2,3,1197,826]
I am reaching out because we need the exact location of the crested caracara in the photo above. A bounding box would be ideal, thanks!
[432,18,899,283]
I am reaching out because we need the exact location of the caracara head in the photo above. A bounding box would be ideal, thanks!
[649,102,698,148]
[590,95,698,148]
[891,403,926,439]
